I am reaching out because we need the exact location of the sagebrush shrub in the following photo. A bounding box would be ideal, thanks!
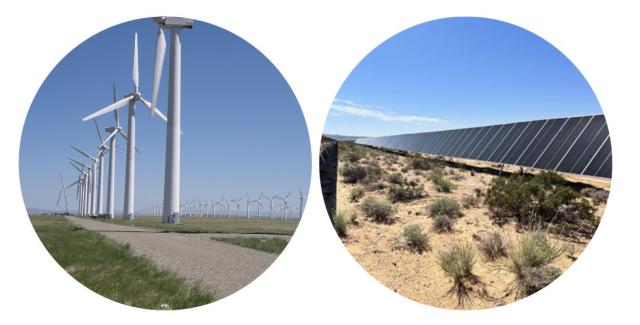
[332,213,347,237]
[429,198,463,218]
[411,157,436,171]
[361,197,394,223]
[484,171,595,229]
[461,194,480,209]
[340,164,367,183]
[388,182,424,203]
[580,188,609,205]
[432,214,454,232]
[402,224,429,252]
[387,172,405,184]
[350,187,365,202]
[477,231,507,260]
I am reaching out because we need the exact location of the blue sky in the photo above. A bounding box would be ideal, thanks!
[324,17,602,137]
[20,18,310,213]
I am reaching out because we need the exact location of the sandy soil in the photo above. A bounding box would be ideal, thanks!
[336,147,607,309]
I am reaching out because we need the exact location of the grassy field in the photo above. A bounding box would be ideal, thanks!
[31,216,215,310]
[104,216,299,235]
[212,237,289,254]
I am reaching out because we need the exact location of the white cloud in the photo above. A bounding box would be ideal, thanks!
[331,99,445,125]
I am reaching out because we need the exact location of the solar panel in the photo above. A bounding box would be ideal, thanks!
[354,114,609,178]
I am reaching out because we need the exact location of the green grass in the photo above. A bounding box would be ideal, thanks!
[212,237,289,254]
[31,216,214,310]
[102,216,299,235]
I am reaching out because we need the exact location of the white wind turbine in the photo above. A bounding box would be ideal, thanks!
[68,159,89,215]
[82,34,167,220]
[70,145,104,216]
[298,189,304,220]
[276,192,291,220]
[151,17,193,224]
[267,195,277,220]
[56,174,69,215]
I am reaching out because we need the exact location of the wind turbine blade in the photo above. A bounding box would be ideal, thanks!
[151,26,166,117]
[82,96,133,121]
[66,180,79,188]
[70,145,94,160]
[139,97,167,122]
[100,131,118,149]
[93,119,104,144]
[57,190,62,207]
[133,33,139,91]
[112,83,117,103]
[67,157,89,169]
[69,161,83,173]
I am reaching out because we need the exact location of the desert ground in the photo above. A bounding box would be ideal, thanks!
[334,142,607,309]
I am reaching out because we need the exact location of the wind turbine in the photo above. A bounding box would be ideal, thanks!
[298,189,304,220]
[82,35,167,220]
[68,159,89,216]
[267,195,277,220]
[276,192,291,220]
[152,17,193,224]
[57,174,69,215]
[70,145,101,216]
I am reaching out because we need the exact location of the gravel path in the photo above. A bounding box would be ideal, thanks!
[66,216,279,299]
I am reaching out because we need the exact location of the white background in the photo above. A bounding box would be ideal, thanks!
[1,0,639,323]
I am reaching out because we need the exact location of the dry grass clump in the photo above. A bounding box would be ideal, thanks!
[507,232,567,297]
[438,242,477,307]
[477,231,507,260]
[361,197,394,223]
[429,197,463,219]
[432,214,454,233]
[402,224,429,253]
[350,187,365,202]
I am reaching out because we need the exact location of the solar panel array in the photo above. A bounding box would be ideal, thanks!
[355,114,611,178]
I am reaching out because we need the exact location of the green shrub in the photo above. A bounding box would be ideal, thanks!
[349,210,358,224]
[410,157,436,171]
[402,224,429,252]
[341,163,385,184]
[438,242,477,307]
[345,150,363,163]
[350,187,365,202]
[430,168,456,192]
[432,214,454,233]
[332,213,348,237]
[507,232,567,297]
[388,182,424,203]
[477,231,507,260]
[484,171,595,230]
[387,172,405,184]
[361,197,394,223]
[429,198,463,218]
[461,194,480,209]
[341,164,367,183]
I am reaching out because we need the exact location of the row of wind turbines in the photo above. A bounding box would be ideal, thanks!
[55,17,192,224]
[144,191,304,220]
